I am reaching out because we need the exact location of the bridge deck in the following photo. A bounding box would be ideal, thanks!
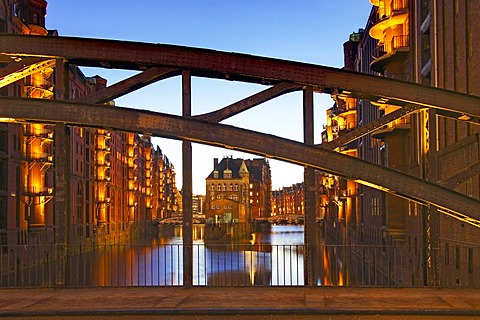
[1,287,479,317]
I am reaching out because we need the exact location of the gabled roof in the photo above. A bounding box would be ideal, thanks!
[206,157,270,182]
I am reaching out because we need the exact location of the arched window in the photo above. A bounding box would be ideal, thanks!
[229,184,233,191]
[234,184,239,191]
[223,184,227,191]
[217,184,221,191]
[210,184,215,191]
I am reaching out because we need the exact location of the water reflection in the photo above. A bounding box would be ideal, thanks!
[0,225,305,287]
[66,224,305,287]
[196,225,304,286]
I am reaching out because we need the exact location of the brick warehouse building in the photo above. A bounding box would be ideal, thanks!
[271,182,304,217]
[321,0,480,287]
[205,157,272,225]
[0,0,179,246]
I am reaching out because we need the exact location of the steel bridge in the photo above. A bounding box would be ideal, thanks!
[1,34,480,286]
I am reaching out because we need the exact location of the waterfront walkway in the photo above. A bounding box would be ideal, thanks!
[0,287,479,317]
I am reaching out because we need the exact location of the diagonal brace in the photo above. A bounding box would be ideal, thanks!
[195,82,302,122]
[71,67,180,104]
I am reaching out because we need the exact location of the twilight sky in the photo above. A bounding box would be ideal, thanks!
[45,0,373,195]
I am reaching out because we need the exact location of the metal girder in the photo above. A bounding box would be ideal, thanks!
[303,86,317,286]
[320,105,420,150]
[72,67,180,104]
[0,97,479,228]
[1,34,480,121]
[182,70,193,287]
[195,82,302,122]
[0,57,56,88]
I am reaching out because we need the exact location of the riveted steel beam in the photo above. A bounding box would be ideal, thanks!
[72,67,180,104]
[303,86,317,286]
[1,34,479,121]
[54,59,71,286]
[182,70,193,288]
[0,97,479,228]
[195,82,302,122]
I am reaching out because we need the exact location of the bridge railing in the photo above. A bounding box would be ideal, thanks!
[1,243,478,288]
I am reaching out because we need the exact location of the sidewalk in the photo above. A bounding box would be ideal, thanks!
[0,287,480,317]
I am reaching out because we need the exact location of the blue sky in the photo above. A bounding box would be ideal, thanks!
[45,0,373,195]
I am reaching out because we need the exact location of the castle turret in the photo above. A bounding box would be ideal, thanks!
[14,0,48,34]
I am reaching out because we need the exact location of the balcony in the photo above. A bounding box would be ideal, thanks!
[26,152,53,163]
[369,0,408,17]
[372,117,410,139]
[371,35,409,72]
[97,131,111,138]
[24,186,54,196]
[24,84,54,99]
[25,128,54,142]
[96,161,111,168]
[96,146,111,153]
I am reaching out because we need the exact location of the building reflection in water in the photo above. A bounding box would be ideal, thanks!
[2,224,394,287]
[66,224,305,287]
[197,225,304,286]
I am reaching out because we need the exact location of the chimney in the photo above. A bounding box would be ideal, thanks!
[214,158,218,168]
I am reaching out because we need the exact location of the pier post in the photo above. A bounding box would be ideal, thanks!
[303,86,317,286]
[182,70,193,287]
[54,59,71,286]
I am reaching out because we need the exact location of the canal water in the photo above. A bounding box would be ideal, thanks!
[1,224,397,287]
[63,224,306,287]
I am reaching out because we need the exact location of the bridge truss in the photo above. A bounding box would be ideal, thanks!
[1,34,479,285]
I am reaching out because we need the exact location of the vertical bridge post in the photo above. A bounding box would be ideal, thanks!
[54,59,71,286]
[303,86,317,286]
[182,70,193,287]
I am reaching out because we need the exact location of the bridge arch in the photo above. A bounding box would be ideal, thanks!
[1,34,479,122]
[0,97,479,226]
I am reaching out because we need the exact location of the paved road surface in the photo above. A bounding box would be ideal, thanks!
[1,287,479,318]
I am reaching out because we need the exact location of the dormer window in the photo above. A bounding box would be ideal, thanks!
[223,168,232,178]
[213,170,218,178]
